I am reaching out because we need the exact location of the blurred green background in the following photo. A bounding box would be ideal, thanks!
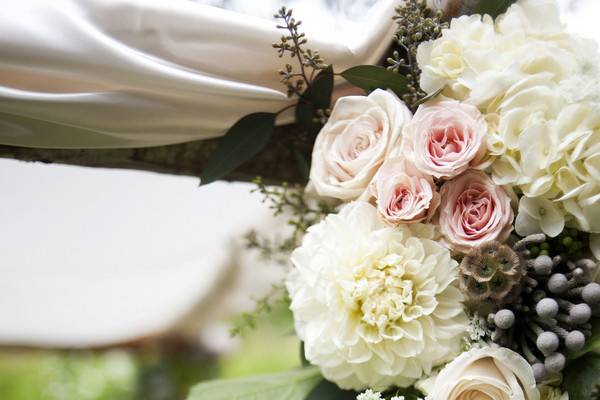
[0,305,299,400]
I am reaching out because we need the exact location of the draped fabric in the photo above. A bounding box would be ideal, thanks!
[0,0,398,148]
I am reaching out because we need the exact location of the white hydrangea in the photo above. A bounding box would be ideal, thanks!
[286,202,466,391]
[417,0,600,235]
[417,13,500,101]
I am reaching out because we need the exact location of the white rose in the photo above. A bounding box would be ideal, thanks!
[424,346,540,400]
[287,201,466,391]
[309,89,412,201]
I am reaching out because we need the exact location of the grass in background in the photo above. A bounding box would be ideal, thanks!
[0,304,298,400]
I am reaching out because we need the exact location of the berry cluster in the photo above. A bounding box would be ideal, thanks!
[460,233,600,382]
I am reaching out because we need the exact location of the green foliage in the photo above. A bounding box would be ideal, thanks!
[388,0,448,108]
[385,386,426,400]
[0,351,137,400]
[296,65,334,136]
[230,283,290,337]
[306,380,356,400]
[273,7,328,98]
[186,367,321,400]
[341,65,410,97]
[251,177,335,246]
[220,303,299,379]
[563,353,600,400]
[200,113,276,185]
[245,230,297,265]
[475,0,517,18]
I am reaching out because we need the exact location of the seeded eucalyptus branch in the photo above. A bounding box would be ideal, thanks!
[388,0,448,107]
[251,176,335,245]
[272,7,328,98]
[245,230,296,265]
[230,283,289,337]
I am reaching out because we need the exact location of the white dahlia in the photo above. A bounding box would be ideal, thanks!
[286,202,467,391]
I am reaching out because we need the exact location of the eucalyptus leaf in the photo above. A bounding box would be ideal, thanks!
[296,65,334,136]
[563,353,600,400]
[186,367,321,400]
[200,112,276,185]
[340,65,409,97]
[474,0,517,18]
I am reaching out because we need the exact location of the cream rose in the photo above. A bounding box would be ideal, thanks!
[439,170,514,252]
[369,157,440,224]
[425,346,540,400]
[309,89,412,201]
[402,97,487,179]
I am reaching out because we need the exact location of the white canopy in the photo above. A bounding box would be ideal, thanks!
[0,0,397,148]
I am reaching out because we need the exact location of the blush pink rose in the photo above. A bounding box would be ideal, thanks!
[402,97,487,179]
[369,157,440,224]
[439,170,514,252]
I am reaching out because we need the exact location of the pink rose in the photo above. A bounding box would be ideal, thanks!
[439,170,514,252]
[369,157,440,224]
[402,97,487,178]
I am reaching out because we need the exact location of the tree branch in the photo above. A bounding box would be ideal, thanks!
[0,124,311,185]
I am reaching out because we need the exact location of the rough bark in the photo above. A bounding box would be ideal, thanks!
[0,124,311,184]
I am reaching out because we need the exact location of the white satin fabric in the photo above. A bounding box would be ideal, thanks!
[0,0,398,148]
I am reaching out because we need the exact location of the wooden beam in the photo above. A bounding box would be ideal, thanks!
[0,124,311,185]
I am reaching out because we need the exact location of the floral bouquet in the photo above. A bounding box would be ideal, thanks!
[191,0,600,399]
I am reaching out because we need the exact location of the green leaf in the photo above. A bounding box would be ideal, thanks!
[296,65,334,136]
[474,0,517,18]
[563,353,600,400]
[306,380,356,400]
[186,367,321,400]
[340,65,409,97]
[200,112,276,185]
[292,148,310,183]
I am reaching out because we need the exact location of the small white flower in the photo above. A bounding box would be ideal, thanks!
[357,389,383,400]
[465,313,491,343]
[287,202,466,391]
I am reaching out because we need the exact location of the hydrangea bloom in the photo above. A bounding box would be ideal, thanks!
[417,0,600,235]
[286,202,466,391]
